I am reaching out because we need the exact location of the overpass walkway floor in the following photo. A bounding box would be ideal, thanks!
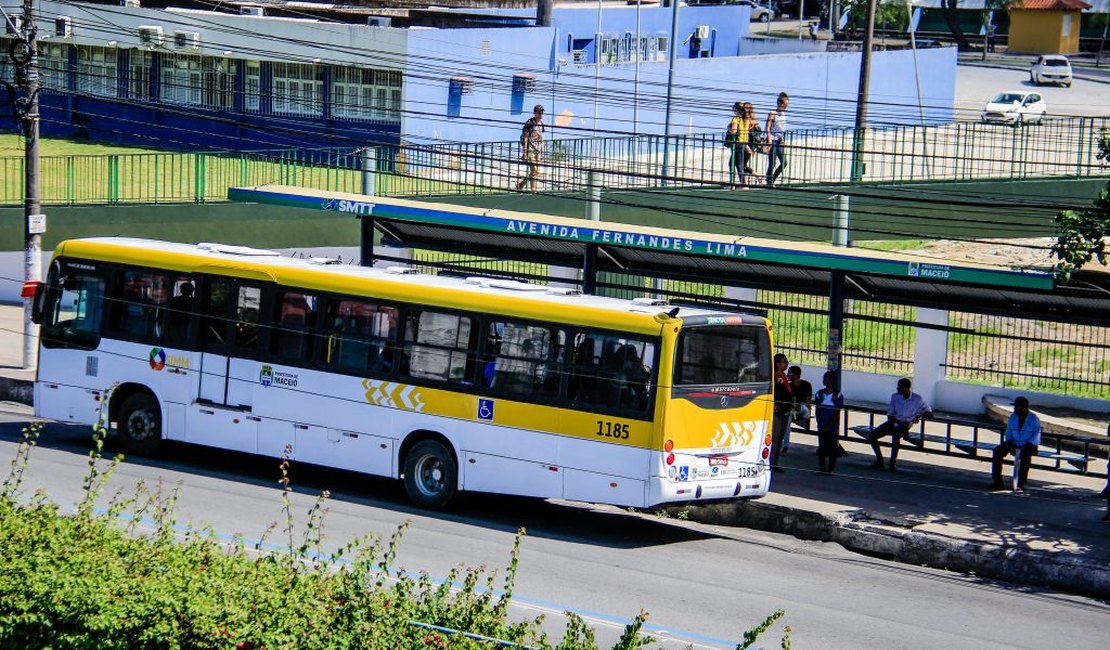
[0,303,1106,599]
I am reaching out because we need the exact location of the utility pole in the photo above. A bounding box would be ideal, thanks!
[660,0,680,184]
[14,0,42,369]
[850,0,877,183]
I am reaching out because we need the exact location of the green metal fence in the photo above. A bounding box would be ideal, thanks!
[3,115,1109,206]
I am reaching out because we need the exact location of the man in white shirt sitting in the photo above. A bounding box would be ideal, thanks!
[868,378,931,472]
[990,396,1042,491]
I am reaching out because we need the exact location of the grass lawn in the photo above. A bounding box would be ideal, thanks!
[0,134,169,157]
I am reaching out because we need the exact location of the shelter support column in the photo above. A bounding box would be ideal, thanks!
[913,307,948,408]
[359,216,374,267]
[828,271,845,391]
[359,146,376,267]
[583,171,600,295]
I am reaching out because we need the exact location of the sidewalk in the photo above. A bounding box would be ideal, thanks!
[1,304,1107,598]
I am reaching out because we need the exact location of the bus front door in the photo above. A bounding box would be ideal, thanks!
[191,277,261,453]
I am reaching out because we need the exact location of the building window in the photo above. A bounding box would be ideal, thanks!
[130,49,152,100]
[272,62,323,116]
[38,42,69,91]
[331,67,401,122]
[160,53,235,109]
[577,35,667,66]
[245,60,260,112]
[76,46,117,97]
[160,53,202,106]
[0,38,14,84]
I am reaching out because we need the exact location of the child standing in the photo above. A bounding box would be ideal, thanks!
[814,371,844,475]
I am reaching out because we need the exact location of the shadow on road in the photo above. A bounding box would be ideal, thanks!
[0,418,715,550]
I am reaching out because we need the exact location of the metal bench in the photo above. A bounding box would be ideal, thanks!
[850,424,1091,473]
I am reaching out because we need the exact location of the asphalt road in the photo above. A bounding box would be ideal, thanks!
[955,62,1109,121]
[2,407,1108,650]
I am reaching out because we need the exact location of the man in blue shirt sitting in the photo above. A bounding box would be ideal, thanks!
[990,396,1041,491]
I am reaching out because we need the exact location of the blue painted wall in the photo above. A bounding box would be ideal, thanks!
[403,42,957,145]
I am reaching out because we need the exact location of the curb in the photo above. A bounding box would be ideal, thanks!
[683,500,1110,599]
[0,376,33,406]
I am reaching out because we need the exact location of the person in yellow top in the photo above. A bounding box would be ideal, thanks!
[727,101,752,189]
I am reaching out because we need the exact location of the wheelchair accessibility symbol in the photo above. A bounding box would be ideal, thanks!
[477,399,495,421]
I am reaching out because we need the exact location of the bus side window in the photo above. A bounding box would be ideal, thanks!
[234,286,262,350]
[271,291,317,362]
[622,342,654,411]
[163,278,195,345]
[201,278,231,347]
[324,299,398,376]
[403,310,477,384]
[570,334,599,402]
[487,321,558,397]
[110,270,168,341]
[40,263,105,350]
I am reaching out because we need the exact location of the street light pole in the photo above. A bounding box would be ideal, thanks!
[850,0,878,183]
[661,0,681,184]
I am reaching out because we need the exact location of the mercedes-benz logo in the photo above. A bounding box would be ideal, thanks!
[720,395,729,407]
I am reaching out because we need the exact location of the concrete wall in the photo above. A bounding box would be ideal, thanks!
[404,45,956,143]
[738,36,826,56]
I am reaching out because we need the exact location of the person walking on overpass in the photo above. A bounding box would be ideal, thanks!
[765,92,789,186]
[868,377,931,472]
[726,101,752,189]
[989,396,1041,491]
[516,104,545,192]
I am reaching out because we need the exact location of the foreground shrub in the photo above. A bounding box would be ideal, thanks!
[0,423,788,648]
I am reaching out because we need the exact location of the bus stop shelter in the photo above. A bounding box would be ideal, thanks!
[229,185,1110,384]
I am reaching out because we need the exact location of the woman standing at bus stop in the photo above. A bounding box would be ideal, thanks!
[770,353,794,472]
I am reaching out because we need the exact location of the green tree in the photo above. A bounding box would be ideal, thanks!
[1053,129,1110,280]
[938,0,1021,54]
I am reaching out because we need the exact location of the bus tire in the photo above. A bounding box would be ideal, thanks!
[402,440,457,509]
[117,393,162,456]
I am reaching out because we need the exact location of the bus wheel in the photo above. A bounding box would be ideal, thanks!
[402,440,457,509]
[117,393,162,456]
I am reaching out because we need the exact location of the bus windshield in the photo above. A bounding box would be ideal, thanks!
[673,325,771,386]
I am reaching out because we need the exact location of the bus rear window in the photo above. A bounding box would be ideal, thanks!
[674,326,770,386]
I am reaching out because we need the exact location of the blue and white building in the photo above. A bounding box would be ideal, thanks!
[0,1,956,151]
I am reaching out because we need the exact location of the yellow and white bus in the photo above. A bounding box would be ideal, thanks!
[30,238,775,508]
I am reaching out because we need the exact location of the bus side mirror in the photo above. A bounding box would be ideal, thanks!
[23,281,45,324]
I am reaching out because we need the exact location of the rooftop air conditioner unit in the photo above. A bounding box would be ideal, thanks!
[240,6,264,17]
[121,0,141,7]
[512,74,536,93]
[6,15,24,35]
[174,30,200,50]
[55,16,73,38]
[571,49,587,64]
[367,16,391,28]
[450,76,473,95]
[695,25,710,40]
[138,25,164,47]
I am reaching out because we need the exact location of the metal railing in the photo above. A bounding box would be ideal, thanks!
[2,116,1108,206]
[839,404,1107,479]
[945,312,1110,399]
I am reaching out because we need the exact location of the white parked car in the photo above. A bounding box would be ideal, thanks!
[980,91,1047,125]
[1030,55,1072,87]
